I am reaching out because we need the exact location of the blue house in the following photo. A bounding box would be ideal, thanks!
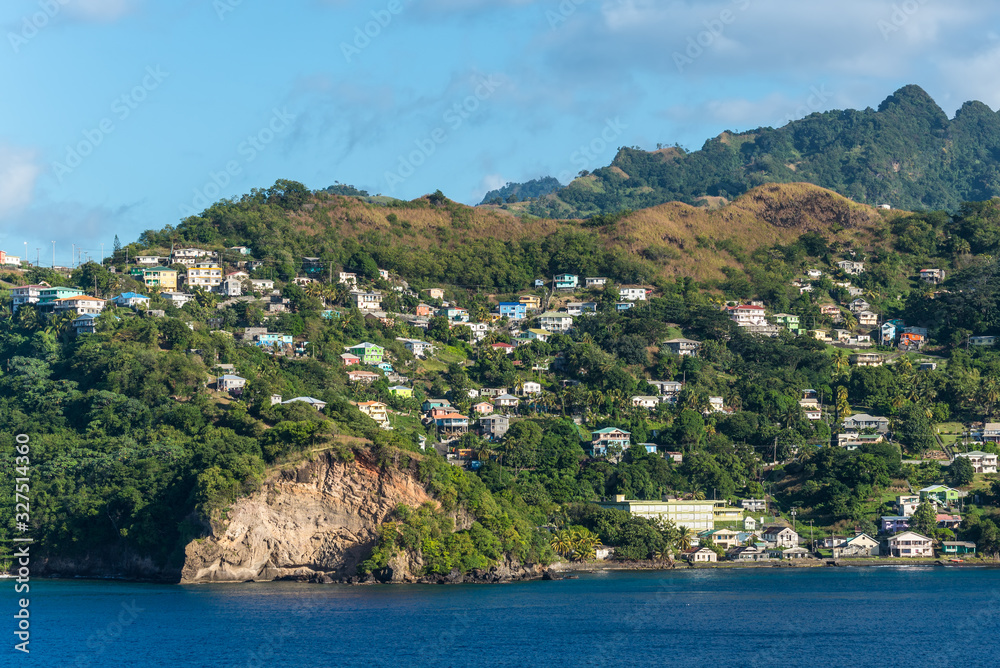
[616,302,635,312]
[534,279,545,288]
[498,302,527,320]
[257,333,293,347]
[881,322,897,344]
[374,361,394,373]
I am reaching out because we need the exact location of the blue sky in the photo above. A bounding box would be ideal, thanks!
[2,0,1000,265]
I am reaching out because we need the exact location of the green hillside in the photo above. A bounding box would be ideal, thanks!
[510,85,1000,218]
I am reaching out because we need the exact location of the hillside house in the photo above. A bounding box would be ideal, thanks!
[619,286,649,301]
[218,277,242,297]
[351,291,383,311]
[858,311,879,327]
[848,298,871,313]
[281,397,327,411]
[388,386,413,398]
[171,247,212,265]
[435,413,469,433]
[631,396,660,410]
[478,414,510,440]
[347,370,380,384]
[566,301,597,316]
[880,516,910,534]
[519,381,543,396]
[941,541,977,556]
[954,451,998,474]
[72,314,99,335]
[591,428,631,456]
[663,338,701,356]
[355,401,391,428]
[498,302,527,320]
[920,485,960,504]
[970,336,997,347]
[842,413,890,433]
[52,296,106,315]
[139,267,179,291]
[438,307,469,323]
[11,284,48,311]
[849,353,883,367]
[134,255,165,266]
[773,314,800,332]
[539,311,574,333]
[585,277,608,288]
[493,394,520,410]
[217,374,247,396]
[649,380,684,399]
[616,302,634,311]
[518,295,541,311]
[472,401,494,415]
[837,260,865,275]
[340,353,360,367]
[799,389,822,420]
[112,292,150,309]
[161,292,193,308]
[345,342,384,364]
[250,279,274,292]
[887,531,934,558]
[554,274,578,290]
[187,264,223,288]
[920,268,946,284]
[727,305,768,327]
[897,495,921,517]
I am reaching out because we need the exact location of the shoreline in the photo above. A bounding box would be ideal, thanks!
[20,556,1000,587]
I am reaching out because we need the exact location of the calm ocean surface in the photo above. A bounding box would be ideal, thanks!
[17,568,1000,667]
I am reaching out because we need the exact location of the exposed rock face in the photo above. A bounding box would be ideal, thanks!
[181,451,436,583]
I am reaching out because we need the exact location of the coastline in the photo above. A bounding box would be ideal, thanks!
[19,555,1000,587]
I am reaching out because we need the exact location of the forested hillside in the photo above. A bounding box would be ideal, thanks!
[5,179,1000,579]
[504,86,1000,218]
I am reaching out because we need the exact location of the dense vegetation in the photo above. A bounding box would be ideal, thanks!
[5,178,1000,576]
[511,86,1000,218]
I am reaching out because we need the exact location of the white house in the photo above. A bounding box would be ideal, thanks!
[837,260,865,275]
[727,305,768,327]
[538,311,574,333]
[585,277,608,288]
[832,533,880,558]
[519,381,542,396]
[112,292,150,309]
[250,279,275,291]
[161,292,194,308]
[631,396,660,410]
[886,531,934,558]
[954,451,998,474]
[217,374,247,395]
[762,526,799,549]
[52,296,106,315]
[338,272,358,286]
[619,286,649,301]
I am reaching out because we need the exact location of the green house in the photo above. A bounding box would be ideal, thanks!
[345,342,384,365]
[773,313,801,333]
[941,541,976,555]
[388,385,413,398]
[919,485,960,504]
[38,286,86,304]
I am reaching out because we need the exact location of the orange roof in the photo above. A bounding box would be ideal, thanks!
[53,295,105,302]
[437,413,468,420]
[356,401,386,408]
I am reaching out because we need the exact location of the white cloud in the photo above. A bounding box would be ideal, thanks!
[0,145,40,219]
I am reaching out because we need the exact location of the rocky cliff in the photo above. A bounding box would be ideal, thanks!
[181,450,438,583]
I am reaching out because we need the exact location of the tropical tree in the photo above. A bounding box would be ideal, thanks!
[674,527,694,551]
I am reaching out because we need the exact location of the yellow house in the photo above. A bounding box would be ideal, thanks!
[810,329,831,342]
[388,385,413,398]
[519,295,541,311]
[187,264,223,288]
[142,268,178,290]
[354,401,390,428]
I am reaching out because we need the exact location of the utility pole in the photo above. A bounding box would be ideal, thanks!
[72,243,75,268]
[51,241,55,269]
[791,508,798,533]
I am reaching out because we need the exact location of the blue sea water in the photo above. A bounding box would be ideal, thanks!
[12,567,1000,667]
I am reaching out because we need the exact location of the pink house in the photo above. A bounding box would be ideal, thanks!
[341,353,361,367]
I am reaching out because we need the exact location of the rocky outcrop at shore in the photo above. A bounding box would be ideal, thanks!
[180,450,442,584]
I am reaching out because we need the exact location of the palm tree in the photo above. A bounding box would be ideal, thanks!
[675,527,694,551]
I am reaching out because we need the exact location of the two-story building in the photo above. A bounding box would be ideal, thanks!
[919,268,946,284]
[478,414,510,440]
[591,427,631,456]
[849,353,883,367]
[566,301,598,316]
[585,277,608,288]
[539,311,574,333]
[619,286,649,301]
[762,526,799,549]
[355,401,391,428]
[11,284,47,311]
[886,531,934,558]
[351,291,383,311]
[217,374,247,396]
[345,342,385,364]
[663,338,701,356]
[842,413,890,433]
[727,305,768,327]
[554,274,578,290]
[837,260,865,275]
[140,267,179,290]
[773,314,801,333]
[498,302,527,320]
[52,295,106,315]
[954,450,998,474]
